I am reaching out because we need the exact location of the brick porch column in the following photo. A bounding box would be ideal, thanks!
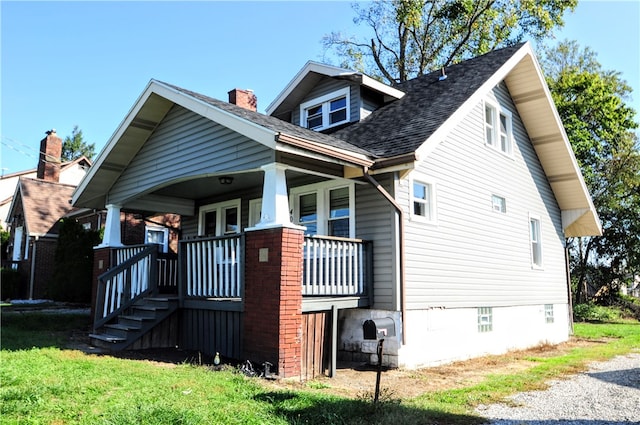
[243,227,304,378]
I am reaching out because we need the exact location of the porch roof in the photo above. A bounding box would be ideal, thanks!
[72,80,375,210]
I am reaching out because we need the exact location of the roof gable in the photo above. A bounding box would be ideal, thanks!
[332,42,601,237]
[266,61,405,120]
[73,80,374,209]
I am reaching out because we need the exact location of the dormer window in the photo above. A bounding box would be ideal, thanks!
[300,87,350,131]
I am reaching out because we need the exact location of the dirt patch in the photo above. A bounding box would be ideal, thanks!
[259,338,601,399]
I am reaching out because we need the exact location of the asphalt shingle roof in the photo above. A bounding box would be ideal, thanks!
[162,83,375,158]
[333,43,525,158]
[19,178,78,236]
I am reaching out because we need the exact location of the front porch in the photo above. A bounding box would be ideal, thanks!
[90,230,372,379]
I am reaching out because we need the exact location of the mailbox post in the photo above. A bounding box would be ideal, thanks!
[363,318,396,403]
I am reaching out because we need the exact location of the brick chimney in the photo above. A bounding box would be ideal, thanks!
[228,88,257,112]
[37,129,62,182]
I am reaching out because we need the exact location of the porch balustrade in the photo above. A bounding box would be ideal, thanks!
[302,236,372,296]
[179,235,243,298]
[95,234,371,324]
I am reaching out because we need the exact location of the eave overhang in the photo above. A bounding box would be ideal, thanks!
[417,42,602,238]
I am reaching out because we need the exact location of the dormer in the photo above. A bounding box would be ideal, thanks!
[266,61,405,132]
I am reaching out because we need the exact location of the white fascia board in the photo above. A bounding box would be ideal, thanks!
[361,75,405,100]
[72,79,160,206]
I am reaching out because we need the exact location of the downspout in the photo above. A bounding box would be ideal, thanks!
[29,236,38,300]
[564,239,574,335]
[362,167,406,345]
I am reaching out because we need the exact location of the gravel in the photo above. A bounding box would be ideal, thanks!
[476,352,640,424]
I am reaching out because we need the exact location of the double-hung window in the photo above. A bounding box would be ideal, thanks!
[300,88,350,131]
[199,199,241,236]
[529,215,543,268]
[410,175,436,223]
[291,181,354,238]
[484,100,512,155]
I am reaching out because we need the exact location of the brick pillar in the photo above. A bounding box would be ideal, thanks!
[91,247,111,320]
[243,227,304,378]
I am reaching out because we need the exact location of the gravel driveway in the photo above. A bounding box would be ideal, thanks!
[476,353,640,424]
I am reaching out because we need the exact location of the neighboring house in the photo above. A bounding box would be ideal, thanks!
[72,42,601,379]
[5,130,178,300]
[0,153,90,232]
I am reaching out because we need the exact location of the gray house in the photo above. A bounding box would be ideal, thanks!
[73,42,601,378]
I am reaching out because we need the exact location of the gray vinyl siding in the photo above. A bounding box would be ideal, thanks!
[292,78,360,126]
[355,175,397,310]
[402,83,566,310]
[108,104,274,204]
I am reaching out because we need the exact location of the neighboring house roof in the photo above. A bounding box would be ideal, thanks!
[13,178,78,237]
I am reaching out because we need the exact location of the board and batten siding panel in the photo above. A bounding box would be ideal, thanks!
[108,104,274,204]
[403,83,566,310]
[355,176,397,310]
[292,78,360,125]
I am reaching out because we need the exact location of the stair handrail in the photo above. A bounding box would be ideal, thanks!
[94,244,159,331]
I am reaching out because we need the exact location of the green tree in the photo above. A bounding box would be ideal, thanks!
[323,0,576,84]
[62,125,95,162]
[541,41,640,303]
[49,218,101,303]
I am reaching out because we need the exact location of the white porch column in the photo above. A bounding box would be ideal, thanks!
[247,163,303,230]
[97,204,123,247]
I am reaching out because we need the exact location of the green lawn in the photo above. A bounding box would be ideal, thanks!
[1,310,638,425]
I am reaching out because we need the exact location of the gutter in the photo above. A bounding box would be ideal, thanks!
[362,167,406,345]
[277,133,374,167]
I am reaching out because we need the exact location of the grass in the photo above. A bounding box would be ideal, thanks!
[1,309,638,425]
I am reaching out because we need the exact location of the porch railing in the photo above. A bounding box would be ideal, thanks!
[94,244,158,330]
[179,235,243,299]
[302,236,372,296]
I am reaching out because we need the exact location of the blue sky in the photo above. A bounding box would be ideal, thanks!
[1,1,639,175]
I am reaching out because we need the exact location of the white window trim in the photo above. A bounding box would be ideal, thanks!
[529,214,543,269]
[145,225,169,253]
[299,87,350,131]
[198,198,241,236]
[290,180,355,238]
[409,173,437,224]
[484,99,513,156]
[491,194,507,214]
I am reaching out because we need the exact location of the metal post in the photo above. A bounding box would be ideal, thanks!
[374,338,384,403]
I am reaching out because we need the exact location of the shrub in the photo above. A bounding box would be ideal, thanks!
[1,268,22,300]
[573,302,622,322]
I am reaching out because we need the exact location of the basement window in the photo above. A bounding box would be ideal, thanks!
[545,304,554,324]
[300,87,350,131]
[478,307,493,332]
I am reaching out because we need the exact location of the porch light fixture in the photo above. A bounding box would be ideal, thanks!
[218,176,234,185]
